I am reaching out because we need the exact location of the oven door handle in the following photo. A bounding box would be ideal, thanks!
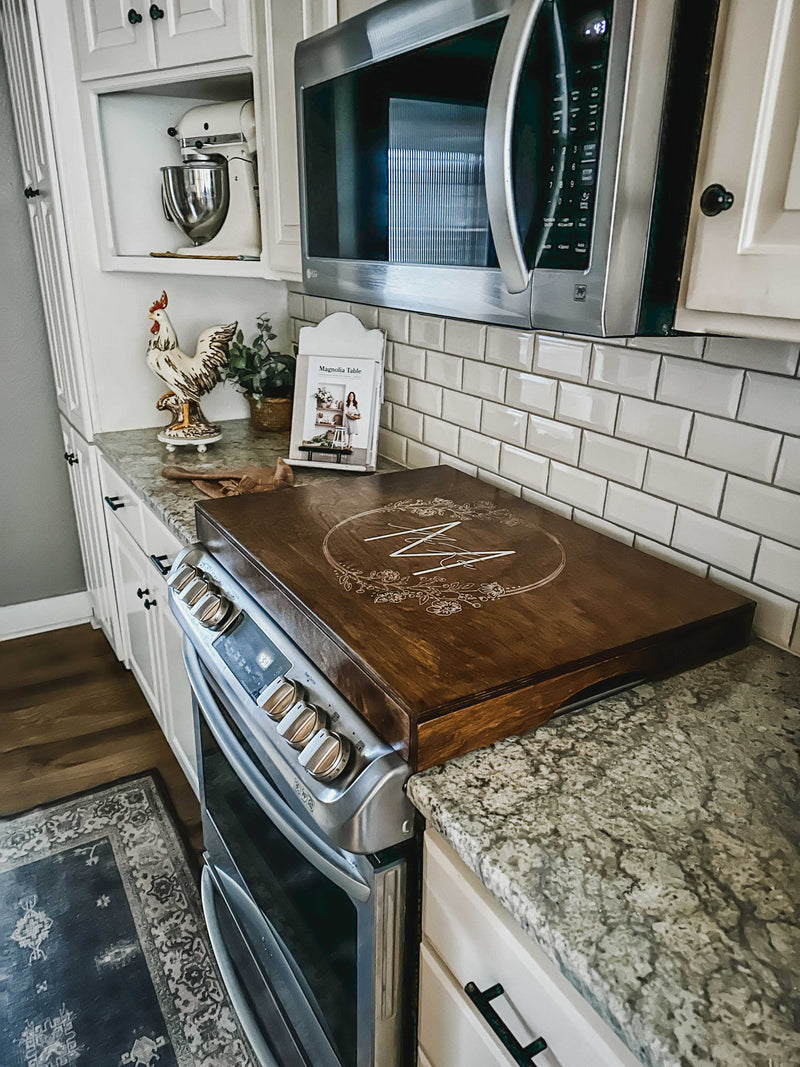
[201,865,280,1067]
[485,0,547,294]
[185,644,371,903]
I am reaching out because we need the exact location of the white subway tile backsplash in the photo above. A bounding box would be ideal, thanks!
[775,437,800,492]
[392,343,425,379]
[573,510,634,545]
[442,388,482,431]
[708,569,797,647]
[672,509,758,578]
[505,370,558,416]
[481,402,527,446]
[657,357,744,417]
[533,334,591,382]
[521,487,573,519]
[556,382,618,434]
[381,402,392,430]
[549,462,607,514]
[688,415,781,483]
[643,453,725,515]
[462,360,507,402]
[617,396,692,454]
[580,432,647,487]
[739,372,800,435]
[406,440,440,468]
[526,415,582,465]
[633,537,709,577]
[444,319,486,360]
[754,539,800,601]
[440,453,478,477]
[408,379,443,417]
[379,429,406,465]
[392,406,423,441]
[704,336,800,375]
[350,303,380,328]
[425,351,463,390]
[325,298,351,315]
[287,291,304,319]
[722,476,800,549]
[630,335,705,358]
[485,327,535,371]
[423,416,460,455]
[459,429,501,470]
[384,372,408,406]
[378,307,410,343]
[590,344,660,398]
[604,484,676,542]
[409,314,445,350]
[303,295,326,321]
[477,469,522,495]
[499,444,549,492]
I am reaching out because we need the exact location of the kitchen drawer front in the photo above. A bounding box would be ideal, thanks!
[419,942,515,1067]
[423,830,641,1067]
[99,456,145,548]
[141,506,184,579]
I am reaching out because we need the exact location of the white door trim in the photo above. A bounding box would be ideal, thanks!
[0,591,92,641]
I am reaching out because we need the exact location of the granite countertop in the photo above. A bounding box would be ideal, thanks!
[95,418,399,545]
[408,642,800,1067]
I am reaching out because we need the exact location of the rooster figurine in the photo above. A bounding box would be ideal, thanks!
[146,290,237,452]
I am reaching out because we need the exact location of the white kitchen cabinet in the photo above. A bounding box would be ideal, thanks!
[156,600,199,794]
[1,0,94,440]
[676,0,800,341]
[60,419,121,654]
[69,0,253,81]
[419,829,642,1067]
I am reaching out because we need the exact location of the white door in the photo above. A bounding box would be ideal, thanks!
[679,0,800,339]
[108,520,164,720]
[1,0,94,439]
[69,0,157,80]
[155,0,252,69]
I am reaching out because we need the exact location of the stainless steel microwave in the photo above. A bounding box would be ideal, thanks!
[295,0,719,336]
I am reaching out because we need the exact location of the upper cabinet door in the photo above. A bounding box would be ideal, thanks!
[155,0,253,69]
[70,0,157,80]
[679,0,800,339]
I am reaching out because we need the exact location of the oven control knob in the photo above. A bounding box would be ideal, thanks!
[191,591,231,630]
[260,677,303,721]
[276,702,328,749]
[178,577,211,606]
[299,729,351,781]
[167,563,198,593]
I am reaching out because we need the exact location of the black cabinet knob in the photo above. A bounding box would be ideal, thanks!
[143,598,157,610]
[23,186,41,198]
[136,587,150,599]
[149,4,165,19]
[63,451,78,465]
[700,183,735,217]
[127,8,143,23]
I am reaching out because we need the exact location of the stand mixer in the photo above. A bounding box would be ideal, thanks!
[161,99,261,259]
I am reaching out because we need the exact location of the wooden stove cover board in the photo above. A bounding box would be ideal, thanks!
[196,466,752,720]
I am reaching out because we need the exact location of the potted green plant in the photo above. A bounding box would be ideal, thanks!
[224,314,297,434]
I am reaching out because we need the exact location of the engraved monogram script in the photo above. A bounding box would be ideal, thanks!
[322,497,566,616]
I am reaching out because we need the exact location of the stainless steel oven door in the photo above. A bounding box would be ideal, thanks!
[185,643,409,1067]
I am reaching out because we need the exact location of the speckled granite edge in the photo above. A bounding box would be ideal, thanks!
[408,644,800,1067]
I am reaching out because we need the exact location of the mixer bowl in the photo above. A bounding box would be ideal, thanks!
[161,162,229,245]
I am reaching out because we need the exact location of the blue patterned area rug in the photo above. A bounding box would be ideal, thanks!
[0,775,257,1067]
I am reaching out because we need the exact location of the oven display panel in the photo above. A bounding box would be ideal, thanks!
[213,615,291,700]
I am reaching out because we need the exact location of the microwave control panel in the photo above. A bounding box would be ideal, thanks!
[538,10,612,272]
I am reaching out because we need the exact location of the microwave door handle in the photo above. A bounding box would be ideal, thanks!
[184,644,370,903]
[485,0,547,294]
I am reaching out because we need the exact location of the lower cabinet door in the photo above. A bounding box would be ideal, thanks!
[108,520,163,720]
[155,595,199,797]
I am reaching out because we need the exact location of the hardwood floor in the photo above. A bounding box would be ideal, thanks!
[0,623,203,857]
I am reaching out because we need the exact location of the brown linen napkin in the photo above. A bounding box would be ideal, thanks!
[162,458,294,498]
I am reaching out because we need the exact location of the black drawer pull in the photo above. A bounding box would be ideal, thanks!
[104,495,125,511]
[136,587,149,599]
[149,553,171,576]
[64,451,78,465]
[464,982,547,1065]
[127,7,143,23]
[143,598,157,610]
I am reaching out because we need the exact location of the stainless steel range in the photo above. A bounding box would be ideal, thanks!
[169,542,418,1067]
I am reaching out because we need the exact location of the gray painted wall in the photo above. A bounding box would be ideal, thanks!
[0,48,85,607]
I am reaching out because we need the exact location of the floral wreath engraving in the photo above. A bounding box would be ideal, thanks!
[322,498,566,616]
